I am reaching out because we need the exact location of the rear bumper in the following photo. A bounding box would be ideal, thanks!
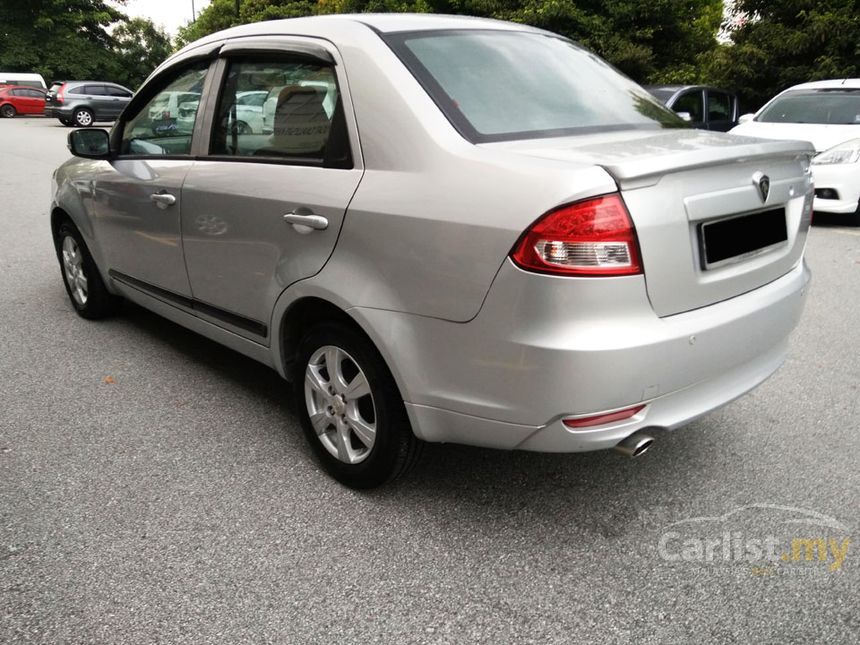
[812,163,860,214]
[353,259,810,452]
[44,106,73,119]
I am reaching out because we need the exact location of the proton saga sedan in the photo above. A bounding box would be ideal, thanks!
[52,14,814,487]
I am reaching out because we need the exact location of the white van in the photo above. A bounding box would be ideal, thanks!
[0,73,47,90]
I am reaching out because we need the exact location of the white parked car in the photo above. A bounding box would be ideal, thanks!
[731,79,860,224]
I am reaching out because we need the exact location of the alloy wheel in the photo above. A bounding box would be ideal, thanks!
[304,345,377,465]
[75,110,93,126]
[61,235,88,306]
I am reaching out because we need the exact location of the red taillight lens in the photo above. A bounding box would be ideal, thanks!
[562,404,646,429]
[56,84,65,104]
[510,193,642,277]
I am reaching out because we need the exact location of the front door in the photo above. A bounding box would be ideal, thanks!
[93,63,211,296]
[180,52,362,341]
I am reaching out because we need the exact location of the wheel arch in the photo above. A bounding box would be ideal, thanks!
[273,291,411,403]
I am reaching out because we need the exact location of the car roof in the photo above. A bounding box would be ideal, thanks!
[783,78,860,91]
[644,84,733,94]
[169,13,547,63]
[0,84,44,91]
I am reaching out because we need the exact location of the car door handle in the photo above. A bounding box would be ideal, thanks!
[284,211,328,233]
[150,192,176,208]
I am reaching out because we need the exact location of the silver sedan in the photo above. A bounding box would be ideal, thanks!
[51,14,814,487]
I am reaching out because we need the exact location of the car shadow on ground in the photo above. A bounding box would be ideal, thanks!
[114,297,726,531]
[812,213,858,228]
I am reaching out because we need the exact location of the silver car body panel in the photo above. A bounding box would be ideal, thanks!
[52,14,814,452]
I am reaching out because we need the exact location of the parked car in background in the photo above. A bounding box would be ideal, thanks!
[0,85,46,118]
[44,81,133,127]
[0,73,47,90]
[646,85,739,131]
[52,15,813,488]
[731,79,860,224]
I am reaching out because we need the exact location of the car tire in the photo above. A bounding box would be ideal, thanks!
[293,322,422,488]
[73,108,94,127]
[0,104,16,118]
[55,219,117,319]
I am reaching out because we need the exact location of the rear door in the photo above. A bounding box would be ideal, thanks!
[83,85,113,120]
[103,85,132,118]
[93,62,212,296]
[180,39,362,342]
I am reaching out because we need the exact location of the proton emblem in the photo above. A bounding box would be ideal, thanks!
[752,171,770,203]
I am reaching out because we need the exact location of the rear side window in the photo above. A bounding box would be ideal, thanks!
[120,63,208,156]
[210,58,347,166]
[68,86,86,95]
[386,30,684,143]
[106,86,132,97]
[708,91,732,121]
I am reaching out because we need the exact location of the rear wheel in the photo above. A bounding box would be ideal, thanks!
[55,220,117,319]
[73,108,94,127]
[293,322,422,488]
[0,104,16,118]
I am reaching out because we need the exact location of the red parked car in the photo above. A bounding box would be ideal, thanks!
[0,85,46,118]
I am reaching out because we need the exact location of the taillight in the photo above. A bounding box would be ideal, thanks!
[56,84,65,104]
[510,193,642,277]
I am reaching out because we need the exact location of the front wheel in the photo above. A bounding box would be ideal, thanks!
[73,108,94,127]
[293,323,422,488]
[55,220,117,319]
[0,104,16,118]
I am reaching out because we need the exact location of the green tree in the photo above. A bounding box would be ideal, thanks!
[0,0,127,82]
[110,17,173,89]
[706,0,860,111]
[175,0,723,84]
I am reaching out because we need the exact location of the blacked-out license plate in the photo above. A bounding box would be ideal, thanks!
[699,207,787,269]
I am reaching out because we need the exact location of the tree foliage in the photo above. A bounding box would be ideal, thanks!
[0,0,171,89]
[111,18,173,88]
[706,1,860,110]
[177,0,723,83]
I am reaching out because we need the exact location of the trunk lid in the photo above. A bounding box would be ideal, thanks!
[484,129,815,317]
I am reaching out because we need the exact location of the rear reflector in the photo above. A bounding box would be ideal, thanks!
[563,404,646,429]
[510,193,642,276]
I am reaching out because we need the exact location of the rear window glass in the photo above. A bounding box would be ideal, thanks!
[757,90,860,125]
[386,30,685,143]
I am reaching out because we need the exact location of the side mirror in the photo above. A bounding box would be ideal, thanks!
[675,111,693,122]
[67,128,111,159]
[738,113,755,124]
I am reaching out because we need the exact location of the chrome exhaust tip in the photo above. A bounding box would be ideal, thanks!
[614,432,654,458]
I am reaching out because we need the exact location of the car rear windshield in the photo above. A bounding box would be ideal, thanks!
[385,29,685,143]
[757,90,860,125]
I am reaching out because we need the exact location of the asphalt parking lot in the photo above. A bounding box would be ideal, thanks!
[1,116,858,644]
